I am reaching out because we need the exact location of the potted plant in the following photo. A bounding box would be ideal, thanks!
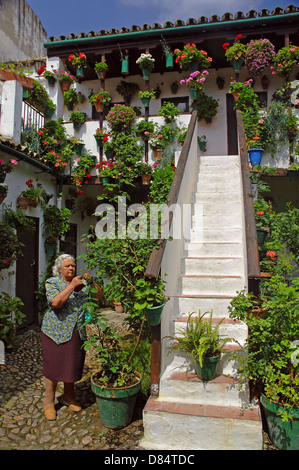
[89,90,111,113]
[133,277,167,326]
[149,131,166,161]
[82,303,142,429]
[180,69,209,99]
[115,80,139,105]
[288,162,299,182]
[196,89,219,123]
[134,119,155,140]
[160,36,173,69]
[170,80,179,94]
[94,61,108,79]
[222,34,247,71]
[19,179,51,209]
[106,104,137,133]
[54,69,77,91]
[0,292,25,349]
[167,311,233,381]
[0,158,18,183]
[229,276,299,450]
[63,88,78,110]
[69,111,86,130]
[43,205,71,255]
[94,128,111,147]
[0,184,8,204]
[72,153,95,187]
[157,101,180,124]
[174,43,212,71]
[137,161,152,185]
[271,44,299,80]
[68,52,87,77]
[43,69,56,87]
[69,136,85,155]
[198,135,207,151]
[119,49,129,75]
[136,53,155,80]
[139,89,155,107]
[245,38,276,77]
[0,221,24,271]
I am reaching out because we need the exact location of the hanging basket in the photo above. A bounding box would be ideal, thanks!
[60,80,71,92]
[166,54,174,69]
[141,97,150,107]
[76,66,85,78]
[94,101,104,113]
[142,68,151,80]
[121,60,129,75]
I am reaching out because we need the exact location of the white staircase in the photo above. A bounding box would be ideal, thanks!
[142,155,262,450]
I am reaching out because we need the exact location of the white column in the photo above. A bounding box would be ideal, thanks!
[0,79,23,142]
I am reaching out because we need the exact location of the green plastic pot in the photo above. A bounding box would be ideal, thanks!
[166,54,174,69]
[145,302,166,326]
[121,59,129,75]
[194,355,220,381]
[91,372,141,429]
[232,58,243,72]
[260,394,299,450]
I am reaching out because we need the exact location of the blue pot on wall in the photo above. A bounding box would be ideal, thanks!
[248,148,264,166]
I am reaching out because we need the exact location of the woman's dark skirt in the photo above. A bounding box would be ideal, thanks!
[41,326,85,383]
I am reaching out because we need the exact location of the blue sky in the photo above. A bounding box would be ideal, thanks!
[25,0,298,39]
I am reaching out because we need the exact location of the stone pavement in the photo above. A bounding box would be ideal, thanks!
[0,325,144,451]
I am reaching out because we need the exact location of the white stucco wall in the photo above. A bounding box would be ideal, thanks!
[0,0,47,62]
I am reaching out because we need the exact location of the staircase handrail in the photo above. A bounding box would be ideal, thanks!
[145,110,198,280]
[235,108,261,295]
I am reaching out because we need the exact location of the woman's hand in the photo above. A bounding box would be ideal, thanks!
[71,276,85,292]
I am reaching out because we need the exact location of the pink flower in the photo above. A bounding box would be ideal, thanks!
[10,159,18,165]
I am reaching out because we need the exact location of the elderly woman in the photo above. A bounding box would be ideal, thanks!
[41,254,102,420]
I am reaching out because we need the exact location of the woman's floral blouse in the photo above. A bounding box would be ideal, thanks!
[41,276,88,345]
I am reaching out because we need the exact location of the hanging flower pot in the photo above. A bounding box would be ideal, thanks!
[189,88,198,100]
[46,75,56,87]
[66,102,74,111]
[0,194,7,204]
[153,149,162,161]
[45,238,57,257]
[17,196,30,210]
[97,70,106,80]
[142,68,151,80]
[60,80,72,92]
[95,101,104,113]
[256,226,269,245]
[76,66,85,78]
[141,97,150,107]
[121,59,129,75]
[232,57,243,72]
[170,81,179,94]
[145,302,166,326]
[113,301,124,313]
[101,176,111,185]
[248,148,264,166]
[74,143,84,155]
[165,54,173,69]
[189,61,199,73]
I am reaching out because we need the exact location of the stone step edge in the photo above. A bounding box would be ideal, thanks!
[144,398,261,422]
[164,370,239,385]
[175,316,243,325]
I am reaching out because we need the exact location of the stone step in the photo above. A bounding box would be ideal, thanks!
[159,368,248,407]
[198,165,240,175]
[184,242,243,257]
[199,155,240,165]
[142,398,262,450]
[196,173,241,185]
[173,315,247,344]
[200,202,242,216]
[183,256,244,275]
[189,228,243,243]
[174,294,235,318]
[195,191,242,203]
[180,274,245,296]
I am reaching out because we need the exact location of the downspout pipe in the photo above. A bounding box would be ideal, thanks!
[44,13,299,49]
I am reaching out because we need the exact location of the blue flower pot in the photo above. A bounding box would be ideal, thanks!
[248,148,264,166]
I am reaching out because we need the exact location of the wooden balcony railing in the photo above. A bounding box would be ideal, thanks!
[235,108,261,295]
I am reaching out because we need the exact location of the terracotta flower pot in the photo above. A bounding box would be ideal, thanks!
[95,101,104,113]
[17,196,30,210]
[141,174,151,185]
[60,80,71,92]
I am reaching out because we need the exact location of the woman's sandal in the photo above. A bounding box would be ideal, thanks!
[57,395,82,412]
[44,405,56,420]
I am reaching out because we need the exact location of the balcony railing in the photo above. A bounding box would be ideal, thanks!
[21,100,44,132]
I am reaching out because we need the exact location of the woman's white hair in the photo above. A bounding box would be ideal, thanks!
[52,254,75,277]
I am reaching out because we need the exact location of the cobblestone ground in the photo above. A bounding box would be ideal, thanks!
[0,313,145,451]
